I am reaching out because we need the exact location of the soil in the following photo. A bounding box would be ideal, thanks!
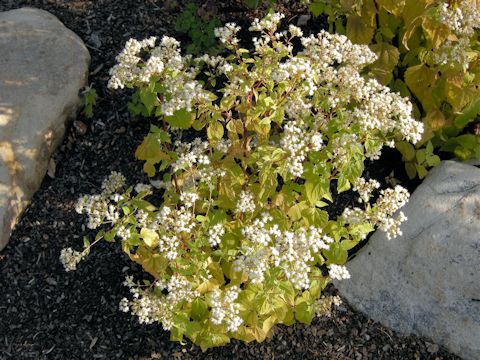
[0,1,459,359]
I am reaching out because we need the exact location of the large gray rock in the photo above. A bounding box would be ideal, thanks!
[0,8,90,251]
[335,161,480,360]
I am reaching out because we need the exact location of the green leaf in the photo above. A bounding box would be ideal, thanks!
[405,162,417,179]
[305,180,321,206]
[415,149,426,164]
[404,64,438,112]
[164,108,194,129]
[455,134,477,150]
[346,15,375,44]
[310,2,325,17]
[454,146,472,160]
[294,291,315,324]
[323,243,348,264]
[191,299,209,321]
[287,201,310,221]
[454,99,480,129]
[368,43,400,85]
[139,89,157,113]
[140,228,159,247]
[337,175,350,193]
[302,208,329,227]
[415,164,428,179]
[340,240,358,251]
[426,154,440,167]
[207,120,225,141]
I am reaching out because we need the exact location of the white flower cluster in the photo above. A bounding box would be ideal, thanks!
[75,172,127,229]
[438,0,480,36]
[120,274,199,329]
[280,120,323,177]
[209,286,243,332]
[234,213,334,289]
[171,138,210,172]
[288,24,303,38]
[214,23,241,47]
[249,12,285,33]
[108,37,157,89]
[328,264,351,280]
[159,234,180,260]
[156,205,195,235]
[297,30,423,144]
[208,223,225,247]
[434,1,479,71]
[101,171,126,195]
[343,185,410,239]
[135,183,153,194]
[60,247,87,271]
[235,190,256,214]
[433,37,474,71]
[179,190,200,208]
[108,36,209,116]
[353,177,380,203]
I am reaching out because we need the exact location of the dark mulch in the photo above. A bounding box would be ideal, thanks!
[0,1,459,359]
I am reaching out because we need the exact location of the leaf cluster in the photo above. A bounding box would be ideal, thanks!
[309,0,480,178]
[77,14,419,350]
[175,3,222,54]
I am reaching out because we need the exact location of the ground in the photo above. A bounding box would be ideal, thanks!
[0,1,460,359]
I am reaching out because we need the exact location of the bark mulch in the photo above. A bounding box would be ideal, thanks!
[0,1,460,359]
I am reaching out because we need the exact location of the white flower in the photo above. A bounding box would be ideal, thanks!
[208,223,225,247]
[249,12,285,33]
[60,247,86,271]
[214,23,241,46]
[209,286,243,332]
[180,190,199,208]
[354,178,380,203]
[328,264,351,280]
[235,190,256,214]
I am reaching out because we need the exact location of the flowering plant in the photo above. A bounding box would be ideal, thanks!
[309,0,480,177]
[62,13,422,350]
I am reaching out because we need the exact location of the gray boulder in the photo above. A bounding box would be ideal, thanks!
[335,160,480,359]
[0,8,90,251]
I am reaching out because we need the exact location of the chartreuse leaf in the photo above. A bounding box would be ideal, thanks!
[128,246,168,278]
[323,242,348,264]
[139,88,157,114]
[294,290,315,324]
[454,98,480,129]
[368,43,400,85]
[396,141,416,161]
[310,2,325,17]
[347,15,375,44]
[207,120,224,141]
[140,228,159,247]
[405,162,417,179]
[191,299,209,321]
[404,64,438,112]
[287,201,310,221]
[164,108,194,129]
[135,127,172,176]
[444,76,478,112]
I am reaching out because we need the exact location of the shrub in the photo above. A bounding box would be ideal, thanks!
[62,13,422,350]
[308,0,480,178]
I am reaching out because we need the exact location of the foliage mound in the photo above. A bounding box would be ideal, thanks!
[62,12,422,350]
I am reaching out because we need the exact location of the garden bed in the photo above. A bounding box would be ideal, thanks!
[0,1,460,359]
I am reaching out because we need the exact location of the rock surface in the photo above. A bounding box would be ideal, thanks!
[0,8,90,251]
[335,160,480,360]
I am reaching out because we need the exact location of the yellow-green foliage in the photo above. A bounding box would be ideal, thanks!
[310,0,480,178]
[67,13,422,350]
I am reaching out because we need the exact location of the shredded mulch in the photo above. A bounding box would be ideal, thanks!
[0,1,460,359]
